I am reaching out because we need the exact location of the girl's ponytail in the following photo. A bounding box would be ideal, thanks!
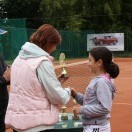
[106,62,119,78]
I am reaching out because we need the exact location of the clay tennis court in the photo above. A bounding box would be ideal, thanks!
[6,58,132,132]
[55,57,132,132]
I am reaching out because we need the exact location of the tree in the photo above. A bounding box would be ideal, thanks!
[3,0,41,18]
[39,0,82,30]
[79,0,121,32]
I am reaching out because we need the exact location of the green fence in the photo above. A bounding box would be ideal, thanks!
[0,18,132,63]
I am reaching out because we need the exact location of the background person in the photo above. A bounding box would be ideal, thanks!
[5,24,71,132]
[71,47,119,132]
[0,54,10,132]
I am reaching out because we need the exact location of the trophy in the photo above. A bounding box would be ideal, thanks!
[61,105,68,120]
[72,99,79,120]
[59,53,69,120]
[59,53,69,78]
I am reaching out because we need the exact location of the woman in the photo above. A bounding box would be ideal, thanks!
[5,24,71,132]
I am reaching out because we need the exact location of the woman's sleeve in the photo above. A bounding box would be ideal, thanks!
[37,60,71,105]
[0,76,7,87]
[0,55,8,87]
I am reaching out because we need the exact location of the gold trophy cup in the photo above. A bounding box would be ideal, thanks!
[59,53,69,78]
[61,105,68,120]
[72,99,79,120]
[59,53,69,120]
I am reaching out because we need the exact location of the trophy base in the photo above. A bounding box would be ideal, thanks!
[72,115,79,120]
[61,116,68,120]
[61,113,68,120]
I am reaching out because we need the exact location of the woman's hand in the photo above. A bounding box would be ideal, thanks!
[58,74,69,84]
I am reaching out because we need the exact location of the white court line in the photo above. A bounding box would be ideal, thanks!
[118,69,132,79]
[114,102,132,106]
[121,69,132,73]
[54,60,88,69]
[118,78,132,79]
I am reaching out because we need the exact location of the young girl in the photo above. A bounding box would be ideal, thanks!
[71,47,119,132]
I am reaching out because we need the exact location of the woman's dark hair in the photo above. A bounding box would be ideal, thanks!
[30,24,61,48]
[89,47,119,78]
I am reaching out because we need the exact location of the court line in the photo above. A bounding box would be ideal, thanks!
[54,60,88,69]
[118,78,132,79]
[114,102,132,106]
[121,69,132,73]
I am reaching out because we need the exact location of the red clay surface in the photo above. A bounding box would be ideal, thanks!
[6,58,132,132]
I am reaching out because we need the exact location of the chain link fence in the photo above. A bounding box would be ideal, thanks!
[0,18,132,64]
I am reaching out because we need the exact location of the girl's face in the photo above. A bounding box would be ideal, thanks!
[88,53,99,75]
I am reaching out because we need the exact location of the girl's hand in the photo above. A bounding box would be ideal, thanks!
[73,106,81,115]
[71,88,77,97]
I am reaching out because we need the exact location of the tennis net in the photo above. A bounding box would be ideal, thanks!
[54,59,92,112]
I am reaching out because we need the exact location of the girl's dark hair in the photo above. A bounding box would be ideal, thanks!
[90,47,119,78]
[30,24,61,48]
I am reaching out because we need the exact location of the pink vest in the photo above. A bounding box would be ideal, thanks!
[5,56,59,130]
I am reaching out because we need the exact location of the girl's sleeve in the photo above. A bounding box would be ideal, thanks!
[37,60,71,105]
[79,80,112,117]
[74,93,84,105]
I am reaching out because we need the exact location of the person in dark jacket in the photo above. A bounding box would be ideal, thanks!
[0,54,10,132]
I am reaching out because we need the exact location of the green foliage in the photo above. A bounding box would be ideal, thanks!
[3,0,41,18]
[1,0,132,33]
